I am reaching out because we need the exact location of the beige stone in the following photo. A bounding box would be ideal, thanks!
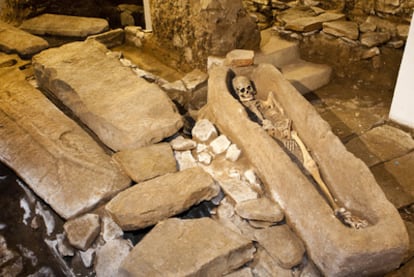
[86,28,125,48]
[119,217,255,276]
[106,167,220,230]
[322,21,359,40]
[33,40,183,151]
[235,198,284,223]
[0,72,130,220]
[251,247,292,277]
[64,214,100,251]
[218,178,259,204]
[113,143,177,183]
[95,239,132,277]
[0,20,48,56]
[201,64,408,276]
[360,31,391,47]
[20,13,109,37]
[285,12,345,32]
[225,49,255,67]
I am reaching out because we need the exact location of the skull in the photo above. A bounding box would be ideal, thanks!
[232,76,256,102]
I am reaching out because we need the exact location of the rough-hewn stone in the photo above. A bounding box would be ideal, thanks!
[322,20,359,40]
[106,167,220,230]
[360,31,391,47]
[235,198,284,222]
[113,143,177,183]
[0,71,131,220]
[95,239,132,277]
[119,217,255,276]
[86,28,125,48]
[20,13,109,37]
[0,20,48,56]
[201,64,408,276]
[63,214,100,251]
[284,12,345,32]
[33,40,183,151]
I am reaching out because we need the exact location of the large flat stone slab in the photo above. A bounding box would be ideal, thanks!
[105,167,220,230]
[0,20,48,56]
[0,70,131,219]
[33,40,183,151]
[119,217,255,276]
[20,13,109,38]
[202,64,408,276]
[346,125,414,167]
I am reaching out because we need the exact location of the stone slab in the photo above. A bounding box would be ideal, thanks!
[20,13,109,38]
[112,143,177,183]
[33,40,183,151]
[0,20,48,56]
[106,167,220,230]
[201,64,408,276]
[63,213,100,251]
[281,60,332,94]
[0,71,131,219]
[284,12,345,32]
[119,217,255,276]
[322,21,359,40]
[86,28,125,49]
[346,125,414,167]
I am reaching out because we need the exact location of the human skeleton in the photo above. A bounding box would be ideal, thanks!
[232,75,368,229]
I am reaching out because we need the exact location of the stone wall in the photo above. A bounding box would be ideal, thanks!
[149,0,260,70]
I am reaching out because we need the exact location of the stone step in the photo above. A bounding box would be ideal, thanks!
[33,40,183,151]
[19,13,109,38]
[281,60,332,94]
[0,20,48,56]
[254,29,300,68]
[0,70,131,220]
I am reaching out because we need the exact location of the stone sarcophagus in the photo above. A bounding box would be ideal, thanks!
[201,64,408,276]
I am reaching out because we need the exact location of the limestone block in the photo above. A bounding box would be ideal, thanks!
[284,12,345,32]
[119,217,255,276]
[251,247,292,277]
[254,225,305,269]
[0,73,131,220]
[0,21,48,56]
[86,29,125,49]
[322,21,359,40]
[63,214,100,251]
[225,49,255,67]
[235,198,284,223]
[360,31,391,47]
[105,167,220,230]
[192,119,218,142]
[361,47,380,59]
[359,22,377,33]
[226,144,242,162]
[218,178,258,204]
[95,239,132,277]
[170,136,197,151]
[210,135,232,155]
[174,150,198,170]
[113,143,177,183]
[181,69,209,92]
[20,13,109,38]
[346,125,414,167]
[202,65,408,276]
[33,40,183,151]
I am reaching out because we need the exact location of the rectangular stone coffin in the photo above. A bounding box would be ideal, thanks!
[32,40,183,151]
[0,71,131,219]
[202,64,408,277]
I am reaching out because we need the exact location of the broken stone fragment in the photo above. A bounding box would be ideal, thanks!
[86,28,125,49]
[56,233,75,257]
[235,198,284,223]
[63,213,101,251]
[33,40,183,151]
[113,143,177,183]
[170,136,197,151]
[359,22,376,33]
[225,49,255,67]
[106,167,220,230]
[20,13,109,38]
[124,26,145,47]
[225,267,253,277]
[192,119,218,142]
[181,69,209,92]
[218,178,259,204]
[210,135,232,155]
[360,31,391,47]
[102,216,124,243]
[95,239,132,277]
[360,47,380,60]
[251,246,293,277]
[226,144,242,162]
[197,152,213,165]
[254,225,305,269]
[0,21,49,56]
[119,217,255,276]
[322,21,359,40]
[174,150,198,170]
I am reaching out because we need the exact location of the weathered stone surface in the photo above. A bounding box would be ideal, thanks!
[0,20,48,56]
[225,267,253,277]
[359,21,377,33]
[285,12,345,32]
[102,216,124,243]
[20,13,109,38]
[86,28,125,48]
[192,119,218,142]
[322,21,359,40]
[33,40,183,151]
[0,71,130,220]
[119,217,255,276]
[217,178,258,204]
[95,239,132,277]
[360,31,391,47]
[346,125,414,167]
[63,214,100,251]
[175,150,198,170]
[361,47,380,59]
[170,136,197,151]
[235,198,284,222]
[254,225,305,269]
[202,64,408,276]
[150,0,260,69]
[225,49,255,67]
[113,143,177,183]
[210,135,232,155]
[251,246,292,277]
[404,220,414,262]
[226,144,242,162]
[106,167,220,230]
[181,69,209,92]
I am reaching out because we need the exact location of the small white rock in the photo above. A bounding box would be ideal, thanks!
[80,248,96,268]
[174,150,197,170]
[170,136,197,151]
[196,143,208,153]
[210,135,231,155]
[244,170,257,185]
[192,119,218,142]
[102,216,123,243]
[225,144,242,162]
[198,152,212,165]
